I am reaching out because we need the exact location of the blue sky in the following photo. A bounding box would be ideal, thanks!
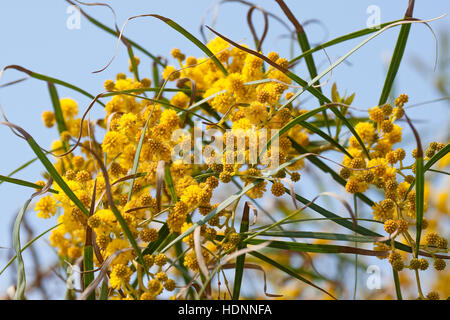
[0,0,448,298]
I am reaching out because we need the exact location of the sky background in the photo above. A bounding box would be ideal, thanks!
[0,0,448,298]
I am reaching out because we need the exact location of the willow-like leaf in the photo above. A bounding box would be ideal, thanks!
[250,230,377,243]
[0,175,58,194]
[250,251,336,299]
[232,202,250,300]
[47,83,67,133]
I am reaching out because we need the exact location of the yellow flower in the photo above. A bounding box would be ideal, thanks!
[159,109,179,129]
[60,98,78,119]
[246,180,267,199]
[368,107,385,123]
[66,118,89,138]
[354,122,375,144]
[118,112,138,138]
[51,140,65,156]
[102,131,128,156]
[170,92,190,109]
[42,110,55,128]
[226,73,247,100]
[371,202,394,221]
[384,124,402,144]
[246,102,268,125]
[180,185,203,208]
[181,222,193,243]
[242,53,263,81]
[205,87,235,114]
[35,196,57,219]
[162,65,180,81]
[105,239,134,266]
[368,157,388,178]
[110,264,132,289]
[206,36,230,63]
[437,192,448,214]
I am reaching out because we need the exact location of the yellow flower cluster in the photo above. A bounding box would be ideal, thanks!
[36,37,314,299]
[34,25,448,299]
[340,94,448,299]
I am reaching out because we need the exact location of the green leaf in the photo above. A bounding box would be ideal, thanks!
[25,137,90,217]
[4,65,105,107]
[298,120,352,158]
[331,83,340,102]
[83,245,95,300]
[152,62,161,87]
[127,46,140,81]
[378,24,411,105]
[13,198,32,300]
[249,230,377,243]
[232,203,250,300]
[142,223,170,256]
[259,104,329,157]
[0,175,58,194]
[0,158,37,185]
[278,1,331,135]
[174,240,192,292]
[285,186,418,256]
[164,163,177,203]
[249,251,336,299]
[0,224,60,276]
[0,144,67,186]
[247,239,384,257]
[345,93,356,105]
[99,279,109,300]
[47,83,67,133]
[289,19,402,65]
[281,20,423,159]
[127,102,156,202]
[393,269,403,300]
[427,168,449,175]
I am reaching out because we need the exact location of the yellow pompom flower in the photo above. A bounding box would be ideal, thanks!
[105,239,134,266]
[110,264,132,289]
[51,140,65,156]
[206,36,230,63]
[35,196,57,219]
[368,107,385,123]
[180,184,203,208]
[436,192,449,214]
[170,92,190,109]
[102,131,128,156]
[118,112,138,138]
[167,201,188,233]
[368,157,388,178]
[384,124,402,145]
[354,122,375,144]
[60,98,78,119]
[246,102,268,125]
[42,110,55,128]
[159,109,180,128]
[162,65,180,81]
